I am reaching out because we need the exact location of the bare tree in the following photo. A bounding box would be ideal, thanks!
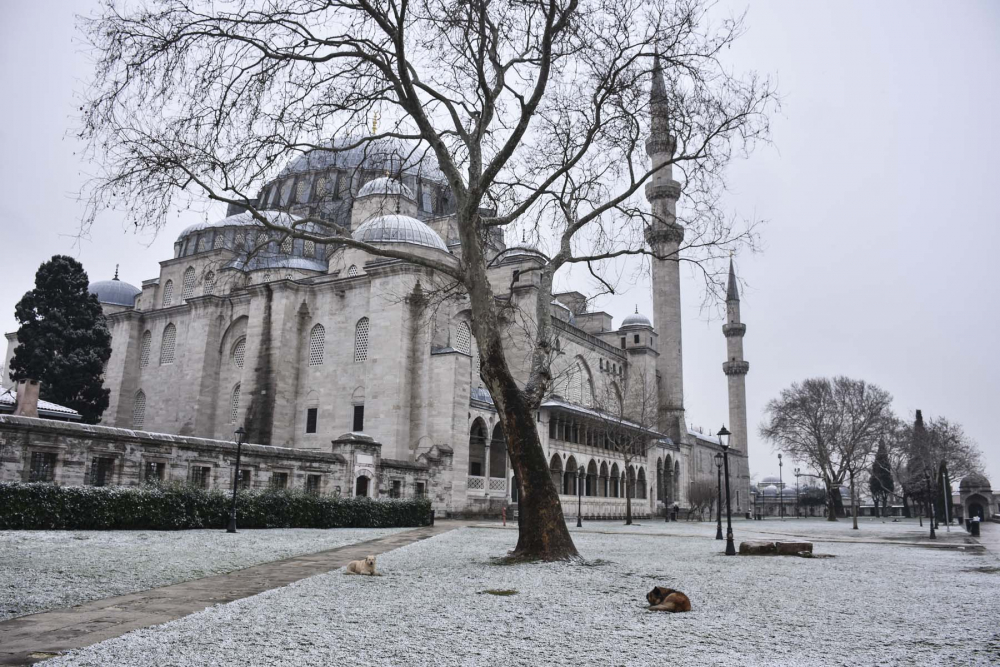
[759,377,894,522]
[686,477,716,521]
[81,0,775,560]
[587,368,660,525]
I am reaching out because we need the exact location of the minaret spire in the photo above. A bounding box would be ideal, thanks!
[726,258,739,302]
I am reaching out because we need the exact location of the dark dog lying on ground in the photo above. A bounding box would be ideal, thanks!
[646,586,692,612]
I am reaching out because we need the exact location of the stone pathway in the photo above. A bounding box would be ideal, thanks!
[0,521,469,666]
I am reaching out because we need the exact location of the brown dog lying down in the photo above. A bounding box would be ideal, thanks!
[646,586,692,612]
[345,555,380,576]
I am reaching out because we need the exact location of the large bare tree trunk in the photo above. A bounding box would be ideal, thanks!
[825,483,839,522]
[850,469,859,530]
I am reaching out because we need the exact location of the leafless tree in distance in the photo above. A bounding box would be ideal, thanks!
[81,0,776,560]
[759,377,894,522]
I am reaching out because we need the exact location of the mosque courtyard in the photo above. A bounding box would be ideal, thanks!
[2,518,998,666]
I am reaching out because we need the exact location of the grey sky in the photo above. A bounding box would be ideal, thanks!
[1,1,997,487]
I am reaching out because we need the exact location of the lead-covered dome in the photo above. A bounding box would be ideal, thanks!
[280,137,444,181]
[621,309,652,328]
[352,214,448,252]
[89,277,141,307]
[358,177,415,200]
[960,473,991,491]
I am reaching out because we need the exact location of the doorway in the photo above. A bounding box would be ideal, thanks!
[355,476,369,497]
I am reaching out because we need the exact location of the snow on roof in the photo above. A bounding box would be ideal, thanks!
[540,397,667,439]
[0,388,81,420]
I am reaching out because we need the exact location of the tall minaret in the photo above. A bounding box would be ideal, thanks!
[645,53,686,441]
[723,259,750,453]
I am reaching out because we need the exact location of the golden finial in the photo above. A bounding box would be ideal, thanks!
[371,111,380,134]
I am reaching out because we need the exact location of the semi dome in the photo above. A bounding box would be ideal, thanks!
[279,137,444,181]
[358,177,414,200]
[176,210,314,244]
[960,473,991,491]
[89,276,141,307]
[621,309,652,328]
[352,214,448,252]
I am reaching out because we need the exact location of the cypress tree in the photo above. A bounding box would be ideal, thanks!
[10,256,112,423]
[869,439,894,517]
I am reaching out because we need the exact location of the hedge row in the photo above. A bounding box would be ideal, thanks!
[0,482,433,530]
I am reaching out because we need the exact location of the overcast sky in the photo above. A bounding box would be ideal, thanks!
[1,1,998,488]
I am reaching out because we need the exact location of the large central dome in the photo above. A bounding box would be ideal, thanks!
[279,137,444,181]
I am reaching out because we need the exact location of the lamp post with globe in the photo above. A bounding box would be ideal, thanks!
[778,453,784,519]
[718,426,736,555]
[714,453,724,540]
[226,426,247,534]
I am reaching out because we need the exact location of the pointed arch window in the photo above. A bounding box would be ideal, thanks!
[132,390,146,430]
[308,324,325,366]
[161,280,174,307]
[213,233,225,250]
[455,321,472,355]
[354,317,370,362]
[159,324,177,365]
[139,330,152,368]
[281,236,293,254]
[346,265,359,277]
[304,240,316,258]
[230,383,241,423]
[181,267,196,300]
[232,337,246,368]
[204,271,215,296]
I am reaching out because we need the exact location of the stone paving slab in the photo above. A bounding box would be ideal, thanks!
[0,521,469,666]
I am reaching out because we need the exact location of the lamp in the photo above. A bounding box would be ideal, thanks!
[226,426,247,533]
[714,453,724,540]
[717,426,735,555]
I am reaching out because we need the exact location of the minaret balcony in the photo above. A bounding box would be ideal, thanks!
[723,360,750,376]
[644,181,681,202]
[644,223,685,247]
[722,323,746,338]
[645,136,677,157]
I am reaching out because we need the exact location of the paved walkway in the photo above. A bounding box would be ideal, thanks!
[0,521,469,666]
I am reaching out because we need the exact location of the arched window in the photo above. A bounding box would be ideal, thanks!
[197,236,208,253]
[346,265,359,277]
[161,280,174,307]
[455,321,472,355]
[674,460,681,503]
[230,383,241,423]
[304,240,316,258]
[599,462,609,497]
[586,460,598,497]
[637,467,647,500]
[256,231,269,248]
[181,267,196,300]
[281,236,293,253]
[132,390,146,429]
[489,423,506,480]
[354,317,370,362]
[468,419,487,477]
[232,337,246,368]
[139,330,152,368]
[564,456,578,495]
[549,454,563,493]
[213,233,225,250]
[308,324,325,366]
[262,272,271,283]
[204,271,215,296]
[159,324,176,365]
[610,463,620,497]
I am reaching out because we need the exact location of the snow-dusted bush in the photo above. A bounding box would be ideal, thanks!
[0,483,431,530]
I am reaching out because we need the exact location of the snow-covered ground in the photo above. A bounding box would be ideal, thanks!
[0,528,408,621]
[45,524,1000,666]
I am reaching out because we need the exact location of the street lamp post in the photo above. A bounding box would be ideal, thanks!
[794,467,800,518]
[718,426,736,555]
[778,453,784,520]
[226,426,247,533]
[577,467,584,528]
[924,471,936,540]
[714,453,724,540]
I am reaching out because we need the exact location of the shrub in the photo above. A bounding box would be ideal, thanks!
[0,482,432,530]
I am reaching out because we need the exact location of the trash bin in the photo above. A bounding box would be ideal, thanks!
[745,511,751,520]
[971,520,981,537]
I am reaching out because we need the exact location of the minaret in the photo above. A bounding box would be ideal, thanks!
[645,53,686,441]
[723,259,750,453]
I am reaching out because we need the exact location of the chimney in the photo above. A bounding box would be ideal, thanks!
[13,379,40,418]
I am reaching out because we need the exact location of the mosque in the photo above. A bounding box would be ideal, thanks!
[1,64,754,517]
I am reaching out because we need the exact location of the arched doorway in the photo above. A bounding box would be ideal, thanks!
[549,454,563,492]
[966,495,989,520]
[469,418,488,478]
[565,456,578,495]
[355,476,369,497]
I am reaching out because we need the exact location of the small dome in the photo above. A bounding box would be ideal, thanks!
[760,476,781,484]
[762,485,778,496]
[352,214,448,252]
[621,309,652,328]
[960,473,991,491]
[89,277,141,307]
[358,177,414,200]
[176,210,315,243]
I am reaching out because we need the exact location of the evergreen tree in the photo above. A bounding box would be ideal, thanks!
[10,256,112,423]
[869,439,894,517]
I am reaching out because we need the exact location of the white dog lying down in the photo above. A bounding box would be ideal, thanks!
[345,555,380,576]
